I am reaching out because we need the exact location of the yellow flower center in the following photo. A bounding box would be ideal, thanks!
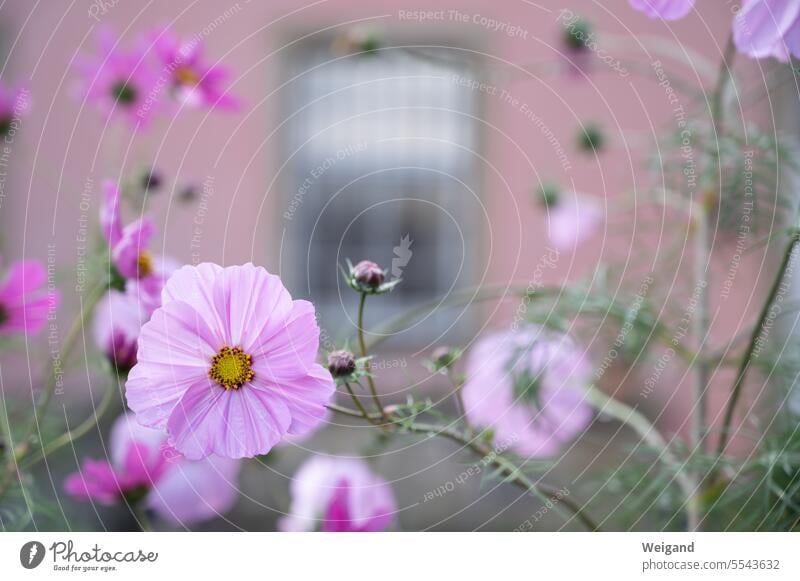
[208,346,254,390]
[137,251,153,278]
[174,66,200,86]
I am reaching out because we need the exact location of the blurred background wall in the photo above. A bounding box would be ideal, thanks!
[0,0,784,530]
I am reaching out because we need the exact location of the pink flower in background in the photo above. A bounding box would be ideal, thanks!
[75,27,159,128]
[733,0,800,61]
[153,27,240,111]
[93,289,148,373]
[0,79,29,137]
[546,193,603,251]
[65,413,240,525]
[279,456,396,532]
[126,263,335,460]
[100,179,176,298]
[462,326,593,458]
[629,0,696,20]
[65,412,170,504]
[0,259,59,336]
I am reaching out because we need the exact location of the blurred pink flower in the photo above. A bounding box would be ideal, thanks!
[546,193,603,251]
[0,259,59,336]
[628,0,696,20]
[93,289,147,373]
[64,412,240,525]
[153,27,239,111]
[733,0,800,61]
[0,80,29,136]
[279,456,396,532]
[100,179,176,297]
[462,326,593,457]
[74,27,160,128]
[126,263,335,460]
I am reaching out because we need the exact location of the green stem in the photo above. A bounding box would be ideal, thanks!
[21,377,117,470]
[357,293,385,416]
[342,382,373,424]
[583,384,694,500]
[716,230,800,457]
[405,420,599,531]
[447,367,472,433]
[25,280,108,443]
[326,403,598,531]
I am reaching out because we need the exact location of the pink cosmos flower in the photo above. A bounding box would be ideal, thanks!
[93,289,148,372]
[0,259,59,336]
[65,412,240,525]
[462,326,593,457]
[279,456,396,532]
[629,0,696,20]
[0,79,29,137]
[75,27,160,128]
[733,0,800,61]
[100,179,176,299]
[126,263,336,460]
[152,27,239,111]
[546,193,603,251]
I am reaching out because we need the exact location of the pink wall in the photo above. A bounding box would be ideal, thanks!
[1,1,767,446]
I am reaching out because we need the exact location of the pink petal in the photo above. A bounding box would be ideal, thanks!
[161,263,227,338]
[166,379,291,459]
[126,300,218,428]
[628,0,695,20]
[100,180,123,247]
[733,0,800,59]
[145,455,240,525]
[0,260,46,302]
[249,300,321,379]
[109,412,167,474]
[251,365,335,438]
[112,217,155,279]
[211,263,293,351]
[64,459,121,504]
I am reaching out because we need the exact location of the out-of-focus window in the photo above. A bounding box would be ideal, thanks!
[280,38,482,344]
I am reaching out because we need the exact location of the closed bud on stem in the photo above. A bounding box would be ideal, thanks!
[352,260,385,289]
[429,346,462,373]
[327,350,357,378]
[141,168,163,192]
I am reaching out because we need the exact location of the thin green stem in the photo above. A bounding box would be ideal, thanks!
[447,367,472,434]
[716,230,800,457]
[684,34,737,530]
[21,377,117,470]
[15,279,108,462]
[326,403,379,419]
[404,420,599,531]
[342,382,374,424]
[356,293,385,417]
[326,403,598,531]
[583,384,694,500]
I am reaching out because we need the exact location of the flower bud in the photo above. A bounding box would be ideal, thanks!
[577,122,604,153]
[352,260,385,290]
[536,181,561,208]
[141,168,163,192]
[432,346,457,368]
[327,350,356,378]
[563,15,592,53]
[428,346,463,373]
